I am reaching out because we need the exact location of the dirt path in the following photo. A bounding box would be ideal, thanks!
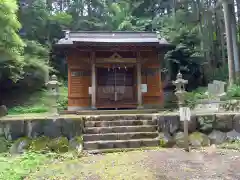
[26,148,240,180]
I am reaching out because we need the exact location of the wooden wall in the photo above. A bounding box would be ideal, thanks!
[67,51,91,109]
[66,48,163,110]
[141,51,163,107]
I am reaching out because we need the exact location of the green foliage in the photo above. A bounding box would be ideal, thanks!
[206,65,229,83]
[49,137,69,153]
[8,90,50,115]
[227,85,240,98]
[0,0,25,81]
[185,87,207,108]
[19,0,50,44]
[0,152,56,180]
[29,136,50,152]
[57,85,68,110]
[218,140,240,150]
[154,10,201,50]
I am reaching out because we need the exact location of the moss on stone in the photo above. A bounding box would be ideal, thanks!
[49,137,69,153]
[0,137,9,153]
[158,133,175,148]
[10,137,32,154]
[189,132,210,147]
[29,136,51,152]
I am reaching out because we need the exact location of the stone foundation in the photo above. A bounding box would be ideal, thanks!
[154,113,240,146]
[0,118,84,141]
[1,113,240,153]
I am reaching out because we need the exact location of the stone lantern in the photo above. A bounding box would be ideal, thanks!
[172,71,188,107]
[46,75,61,115]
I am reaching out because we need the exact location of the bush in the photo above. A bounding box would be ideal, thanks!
[226,84,240,99]
[185,87,207,108]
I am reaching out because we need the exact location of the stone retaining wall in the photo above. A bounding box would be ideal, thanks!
[154,114,240,147]
[0,118,84,141]
[1,113,240,153]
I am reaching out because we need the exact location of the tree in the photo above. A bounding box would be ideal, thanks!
[0,0,25,81]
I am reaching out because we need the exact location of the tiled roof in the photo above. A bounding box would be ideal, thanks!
[56,31,170,45]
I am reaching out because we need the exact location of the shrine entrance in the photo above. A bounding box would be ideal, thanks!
[96,65,137,108]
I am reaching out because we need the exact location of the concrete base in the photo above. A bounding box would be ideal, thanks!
[68,106,91,111]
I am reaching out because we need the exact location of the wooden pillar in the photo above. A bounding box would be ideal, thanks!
[91,52,96,109]
[137,52,143,109]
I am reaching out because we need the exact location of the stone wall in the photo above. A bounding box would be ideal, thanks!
[154,114,240,147]
[0,118,84,141]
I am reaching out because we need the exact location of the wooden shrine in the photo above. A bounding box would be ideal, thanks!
[55,31,171,110]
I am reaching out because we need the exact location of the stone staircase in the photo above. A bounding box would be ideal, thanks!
[83,115,159,153]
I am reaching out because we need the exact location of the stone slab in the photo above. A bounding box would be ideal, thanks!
[85,125,158,134]
[83,132,158,141]
[84,139,159,150]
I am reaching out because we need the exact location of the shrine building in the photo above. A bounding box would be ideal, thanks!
[55,31,171,111]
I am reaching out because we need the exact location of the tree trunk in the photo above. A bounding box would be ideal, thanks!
[236,0,240,25]
[229,2,240,78]
[222,0,235,86]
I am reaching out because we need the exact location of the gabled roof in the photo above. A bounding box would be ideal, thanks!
[56,31,170,46]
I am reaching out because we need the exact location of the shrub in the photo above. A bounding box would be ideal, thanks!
[185,87,207,108]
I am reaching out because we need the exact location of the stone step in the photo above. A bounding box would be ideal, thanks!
[86,147,160,154]
[85,120,157,127]
[84,139,159,150]
[83,132,158,141]
[84,115,153,121]
[84,125,157,134]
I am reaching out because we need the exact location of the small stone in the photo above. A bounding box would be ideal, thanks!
[0,105,7,117]
[198,115,215,133]
[233,114,240,133]
[10,137,31,154]
[69,136,83,154]
[189,132,210,147]
[158,132,175,148]
[208,130,227,144]
[174,132,185,148]
[226,130,240,141]
[214,115,233,132]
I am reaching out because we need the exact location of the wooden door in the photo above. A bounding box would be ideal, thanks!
[96,67,136,108]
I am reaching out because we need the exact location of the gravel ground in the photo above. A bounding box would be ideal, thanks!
[26,148,240,180]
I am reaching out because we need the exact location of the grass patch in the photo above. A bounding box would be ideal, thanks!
[218,140,240,150]
[26,151,157,180]
[7,85,68,115]
[0,152,51,180]
[0,151,78,180]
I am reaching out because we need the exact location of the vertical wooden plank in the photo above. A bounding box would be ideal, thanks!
[91,51,96,109]
[137,51,143,109]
